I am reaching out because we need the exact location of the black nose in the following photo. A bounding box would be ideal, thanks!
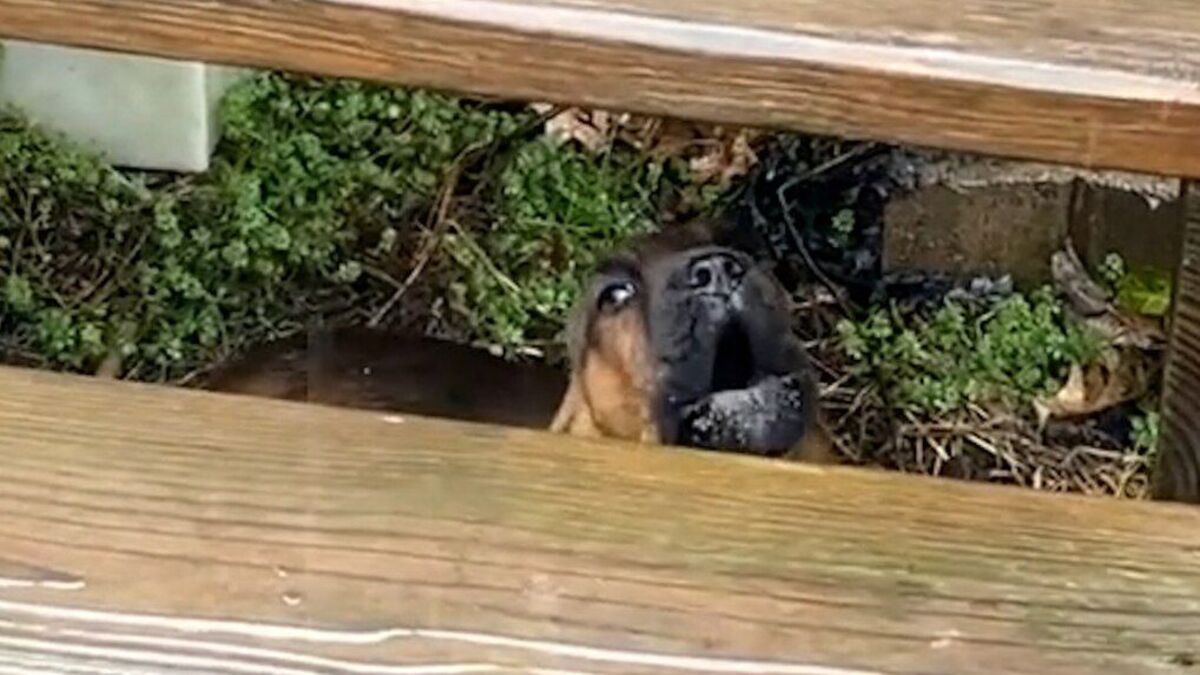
[687,252,745,294]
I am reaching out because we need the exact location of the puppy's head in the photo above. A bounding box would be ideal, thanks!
[550,221,822,456]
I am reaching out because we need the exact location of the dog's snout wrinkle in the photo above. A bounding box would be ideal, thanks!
[686,252,745,295]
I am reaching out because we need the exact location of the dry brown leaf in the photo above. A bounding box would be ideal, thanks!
[1035,347,1152,422]
[1080,311,1166,351]
[641,117,695,157]
[687,131,762,189]
[537,106,612,152]
[528,103,766,188]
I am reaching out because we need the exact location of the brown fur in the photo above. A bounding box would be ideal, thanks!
[549,222,712,442]
[550,274,656,442]
[205,219,835,463]
[204,329,567,429]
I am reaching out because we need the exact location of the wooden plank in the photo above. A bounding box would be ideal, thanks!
[1154,183,1200,501]
[3,1,1200,177]
[1,365,1200,674]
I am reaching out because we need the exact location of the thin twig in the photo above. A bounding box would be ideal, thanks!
[782,220,854,315]
[369,104,565,327]
[369,150,471,327]
[782,142,880,187]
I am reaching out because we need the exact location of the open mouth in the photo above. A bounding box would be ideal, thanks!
[708,320,757,393]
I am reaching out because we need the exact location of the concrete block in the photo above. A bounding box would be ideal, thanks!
[883,155,1181,286]
[1068,179,1183,274]
[0,40,250,172]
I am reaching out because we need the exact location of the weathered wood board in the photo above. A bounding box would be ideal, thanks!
[1155,184,1200,501]
[0,365,1199,673]
[3,4,1200,670]
[3,0,1200,177]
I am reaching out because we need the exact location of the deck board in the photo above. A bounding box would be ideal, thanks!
[0,365,1198,673]
[2,0,1200,176]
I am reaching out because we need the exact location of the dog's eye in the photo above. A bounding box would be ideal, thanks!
[596,281,636,312]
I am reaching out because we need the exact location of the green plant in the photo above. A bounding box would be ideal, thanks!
[0,107,159,370]
[1098,250,1172,318]
[837,288,1103,415]
[1115,269,1173,318]
[1131,410,1161,456]
[829,208,856,248]
[1,72,529,378]
[1099,251,1127,290]
[445,138,663,350]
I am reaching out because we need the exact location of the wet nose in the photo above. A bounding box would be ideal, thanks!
[687,252,746,295]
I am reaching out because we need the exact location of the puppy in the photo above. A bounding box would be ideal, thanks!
[204,221,832,462]
[550,222,833,461]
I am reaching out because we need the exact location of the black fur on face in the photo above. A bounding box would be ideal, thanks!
[643,245,816,455]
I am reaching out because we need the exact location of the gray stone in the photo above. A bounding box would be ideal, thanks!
[0,40,250,172]
[882,154,1182,286]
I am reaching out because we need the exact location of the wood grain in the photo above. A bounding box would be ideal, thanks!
[1,364,1200,673]
[1153,183,1200,502]
[3,0,1200,176]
